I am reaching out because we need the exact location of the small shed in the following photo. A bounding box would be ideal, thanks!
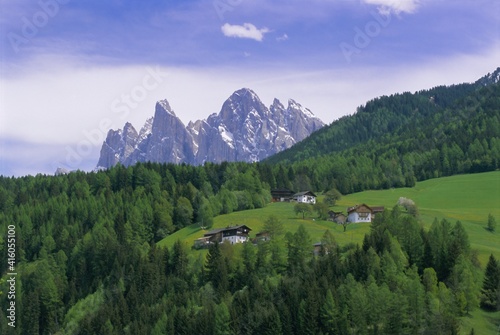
[254,231,271,244]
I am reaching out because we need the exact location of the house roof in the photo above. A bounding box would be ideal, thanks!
[195,236,211,241]
[293,191,317,197]
[204,225,252,236]
[204,227,226,236]
[371,206,385,213]
[271,188,295,195]
[347,204,372,214]
[328,210,345,216]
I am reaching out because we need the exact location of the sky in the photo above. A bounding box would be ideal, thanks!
[0,0,499,176]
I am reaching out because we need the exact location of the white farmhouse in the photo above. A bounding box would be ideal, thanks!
[347,204,372,223]
[195,225,252,248]
[293,191,317,204]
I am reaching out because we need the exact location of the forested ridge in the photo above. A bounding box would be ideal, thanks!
[267,69,500,194]
[1,69,500,334]
[0,161,499,334]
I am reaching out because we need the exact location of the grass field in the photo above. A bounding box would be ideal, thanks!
[158,171,500,334]
[334,171,500,265]
[159,171,500,262]
[156,201,372,250]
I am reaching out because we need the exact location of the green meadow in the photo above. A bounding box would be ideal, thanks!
[334,171,500,265]
[158,171,500,334]
[157,201,371,249]
[159,171,500,264]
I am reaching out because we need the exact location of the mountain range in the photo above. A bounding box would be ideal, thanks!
[96,88,324,169]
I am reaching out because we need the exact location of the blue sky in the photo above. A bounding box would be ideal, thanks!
[0,0,499,176]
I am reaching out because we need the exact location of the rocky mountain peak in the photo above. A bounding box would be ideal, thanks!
[230,88,260,102]
[156,99,174,114]
[96,88,325,169]
[271,98,285,110]
[217,88,267,125]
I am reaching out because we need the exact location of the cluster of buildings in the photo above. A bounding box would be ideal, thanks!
[193,199,384,249]
[329,203,384,224]
[270,188,384,224]
[193,188,319,249]
[193,225,252,249]
[270,189,317,204]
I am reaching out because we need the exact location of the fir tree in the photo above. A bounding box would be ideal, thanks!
[214,302,231,335]
[481,254,500,310]
[487,213,497,232]
[321,289,339,335]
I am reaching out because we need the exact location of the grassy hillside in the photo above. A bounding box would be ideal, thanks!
[157,201,372,249]
[158,171,500,334]
[159,171,500,263]
[335,171,500,264]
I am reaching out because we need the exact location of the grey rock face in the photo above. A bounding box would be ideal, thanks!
[96,88,324,169]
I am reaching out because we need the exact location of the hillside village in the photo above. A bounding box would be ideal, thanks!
[193,188,384,250]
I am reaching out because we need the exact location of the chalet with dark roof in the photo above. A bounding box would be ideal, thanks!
[346,204,385,223]
[271,188,295,202]
[347,204,373,223]
[194,225,252,248]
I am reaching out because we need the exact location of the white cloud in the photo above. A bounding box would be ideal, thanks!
[277,33,289,42]
[363,0,420,15]
[221,23,270,42]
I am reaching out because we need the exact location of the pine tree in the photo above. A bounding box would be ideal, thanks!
[481,254,500,310]
[171,240,189,280]
[22,290,40,334]
[487,213,497,232]
[450,256,481,315]
[321,289,339,335]
[286,225,312,274]
[298,299,315,335]
[205,243,229,296]
[174,306,191,335]
[214,302,231,335]
[263,214,285,238]
[258,307,283,335]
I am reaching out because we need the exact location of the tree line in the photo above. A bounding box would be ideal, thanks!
[266,79,500,195]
